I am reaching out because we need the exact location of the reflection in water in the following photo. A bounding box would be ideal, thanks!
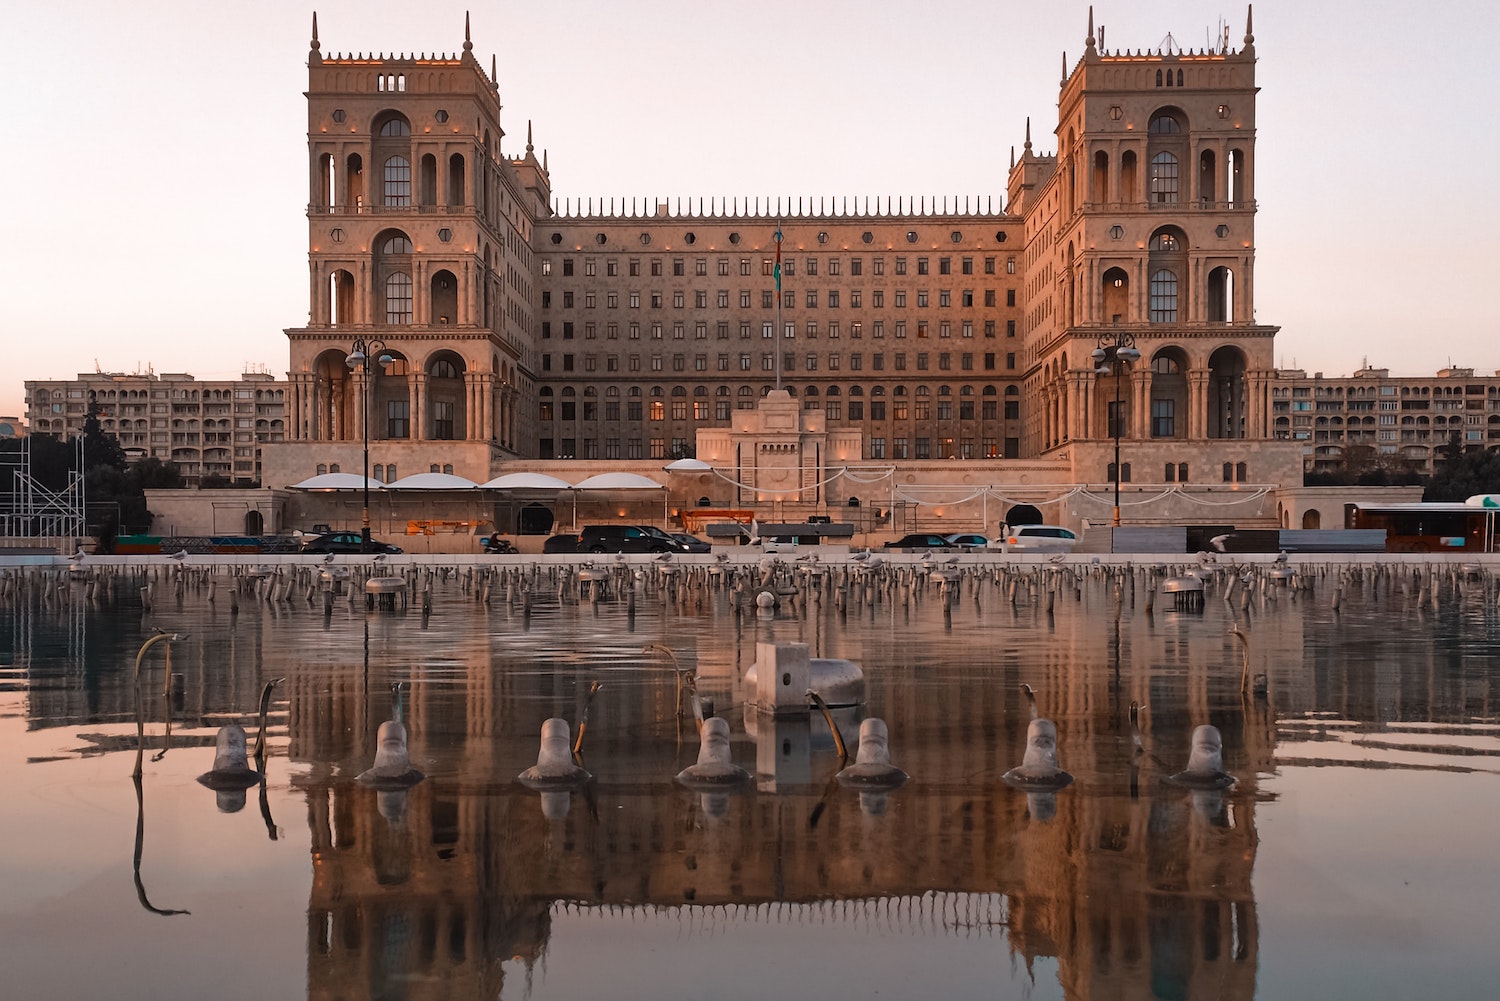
[7,558,1500,998]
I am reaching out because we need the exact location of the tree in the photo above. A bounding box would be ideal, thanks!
[1425,447,1500,501]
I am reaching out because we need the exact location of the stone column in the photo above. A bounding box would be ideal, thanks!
[411,373,427,441]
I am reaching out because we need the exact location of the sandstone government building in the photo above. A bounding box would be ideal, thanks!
[22,10,1500,546]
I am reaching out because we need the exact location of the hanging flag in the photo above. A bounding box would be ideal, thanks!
[773,224,783,293]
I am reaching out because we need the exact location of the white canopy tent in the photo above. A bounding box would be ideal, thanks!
[568,472,669,529]
[478,472,574,491]
[384,472,481,490]
[288,472,385,491]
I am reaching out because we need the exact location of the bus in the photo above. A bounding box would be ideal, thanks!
[1350,501,1499,553]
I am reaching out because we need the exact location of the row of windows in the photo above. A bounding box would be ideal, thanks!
[541,319,1017,341]
[543,255,1019,278]
[540,350,1019,373]
[539,398,1021,423]
[542,287,1018,310]
[537,436,1022,461]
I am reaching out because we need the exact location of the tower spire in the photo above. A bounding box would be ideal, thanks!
[1244,4,1255,50]
[1024,117,1032,154]
[1086,6,1096,50]
[526,120,534,155]
[463,10,473,52]
[310,12,321,62]
[1060,50,1067,86]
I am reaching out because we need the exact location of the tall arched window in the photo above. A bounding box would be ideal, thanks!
[385,273,413,324]
[383,156,411,206]
[1149,270,1178,322]
[1149,152,1179,203]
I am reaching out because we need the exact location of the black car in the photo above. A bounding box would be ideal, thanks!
[542,533,580,554]
[301,530,403,554]
[882,533,953,550]
[576,524,690,554]
[670,532,712,554]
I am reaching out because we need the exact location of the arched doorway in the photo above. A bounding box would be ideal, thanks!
[518,503,554,535]
[1005,503,1043,527]
[245,510,264,536]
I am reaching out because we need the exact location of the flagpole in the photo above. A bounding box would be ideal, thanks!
[774,220,783,391]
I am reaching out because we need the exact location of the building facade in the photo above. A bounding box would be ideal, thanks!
[265,10,1311,500]
[23,370,284,486]
[1273,366,1500,475]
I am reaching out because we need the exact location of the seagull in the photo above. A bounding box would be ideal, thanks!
[169,549,189,561]
[1048,553,1066,564]
[654,552,674,563]
[321,552,336,564]
[1021,683,1039,719]
[1209,533,1234,553]
[850,550,872,562]
[71,548,88,562]
[372,552,388,563]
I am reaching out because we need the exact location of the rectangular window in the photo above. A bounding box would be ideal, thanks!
[917,291,929,308]
[433,401,455,440]
[827,291,839,308]
[939,257,951,275]
[607,260,619,276]
[1152,399,1175,437]
[1006,289,1016,307]
[386,400,409,438]
[870,437,885,458]
[895,291,907,308]
[851,258,862,276]
[917,258,929,275]
[873,258,885,275]
[895,257,907,275]
[718,259,730,276]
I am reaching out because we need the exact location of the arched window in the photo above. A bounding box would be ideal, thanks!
[379,118,411,137]
[430,358,459,379]
[1149,152,1179,203]
[385,273,413,323]
[381,235,412,254]
[1149,270,1178,322]
[383,156,411,206]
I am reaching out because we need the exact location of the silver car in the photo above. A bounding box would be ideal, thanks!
[1000,525,1078,553]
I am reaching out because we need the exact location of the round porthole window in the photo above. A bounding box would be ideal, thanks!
[684,232,696,244]
[950,231,962,243]
[438,228,452,243]
[639,233,651,245]
[550,232,563,244]
[331,109,346,124]
[1216,224,1230,238]
[596,233,608,245]
[435,109,449,124]
[861,231,873,244]
[906,231,918,243]
[729,232,740,244]
[996,231,1008,243]
[817,231,829,244]
[1109,225,1124,240]
[330,228,345,243]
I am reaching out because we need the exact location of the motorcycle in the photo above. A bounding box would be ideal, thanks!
[482,536,517,555]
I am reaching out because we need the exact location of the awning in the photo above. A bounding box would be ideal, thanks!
[385,472,480,490]
[288,473,385,491]
[479,472,574,490]
[571,472,666,490]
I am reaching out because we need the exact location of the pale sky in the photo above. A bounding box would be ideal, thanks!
[4,0,1497,418]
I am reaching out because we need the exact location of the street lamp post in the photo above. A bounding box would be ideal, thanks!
[346,337,390,554]
[1092,333,1141,528]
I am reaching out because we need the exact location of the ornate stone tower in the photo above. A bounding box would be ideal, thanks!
[1010,7,1297,490]
[275,15,548,485]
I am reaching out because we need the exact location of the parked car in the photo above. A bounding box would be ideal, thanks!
[883,533,953,550]
[576,524,690,554]
[542,533,580,554]
[300,530,403,554]
[944,533,991,551]
[1000,524,1078,553]
[670,532,712,553]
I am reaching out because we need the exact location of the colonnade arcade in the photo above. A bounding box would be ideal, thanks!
[1036,344,1270,450]
[285,346,521,449]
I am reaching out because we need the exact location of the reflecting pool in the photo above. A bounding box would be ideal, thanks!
[2,558,1499,1000]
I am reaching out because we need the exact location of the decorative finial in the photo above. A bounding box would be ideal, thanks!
[491,53,498,86]
[543,149,549,172]
[1086,6,1096,49]
[1061,50,1067,86]
[526,119,534,154]
[1024,117,1032,152]
[1244,4,1255,46]
[311,12,320,51]
[1010,145,1015,169]
[464,11,473,52]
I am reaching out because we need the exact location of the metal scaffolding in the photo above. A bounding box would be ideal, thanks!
[1,436,87,552]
